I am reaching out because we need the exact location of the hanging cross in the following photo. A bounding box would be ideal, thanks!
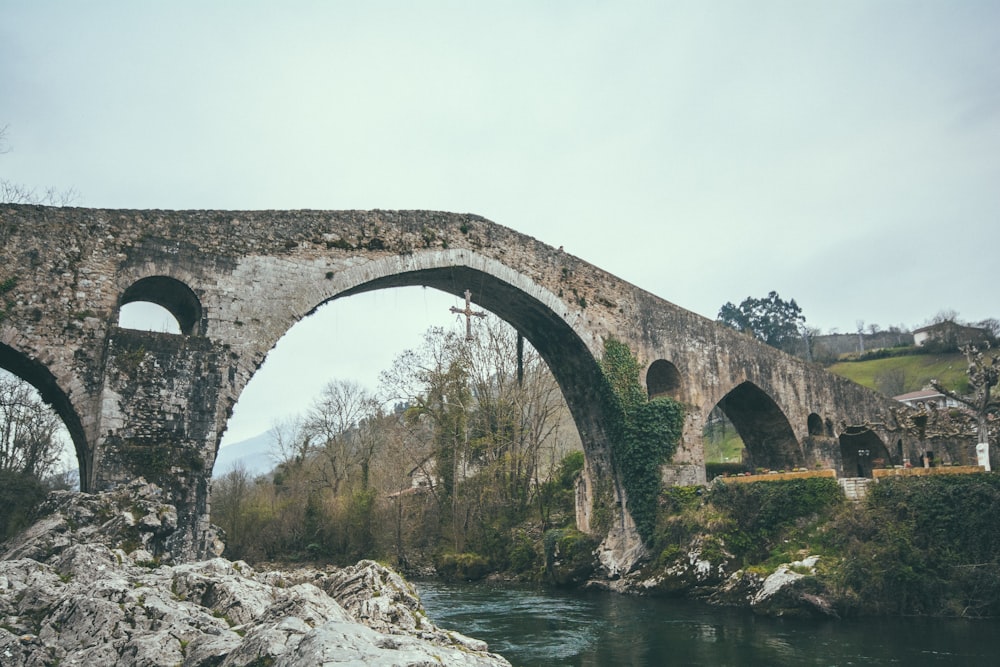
[450,289,486,340]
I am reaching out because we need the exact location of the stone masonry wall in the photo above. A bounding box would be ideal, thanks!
[0,205,924,563]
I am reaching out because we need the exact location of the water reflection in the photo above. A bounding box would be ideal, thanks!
[416,580,999,667]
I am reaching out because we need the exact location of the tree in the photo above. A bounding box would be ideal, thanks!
[718,291,806,351]
[932,343,999,452]
[874,368,906,397]
[931,309,960,325]
[0,370,65,479]
[211,462,255,558]
[379,316,581,554]
[0,370,72,540]
[301,379,381,495]
[975,318,1000,340]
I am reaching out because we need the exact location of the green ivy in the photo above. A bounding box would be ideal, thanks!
[589,478,614,536]
[598,338,684,543]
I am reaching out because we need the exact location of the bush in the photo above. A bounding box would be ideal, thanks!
[543,527,597,586]
[708,478,843,563]
[825,474,1000,616]
[507,531,539,574]
[434,552,491,581]
[0,470,48,541]
[537,451,585,528]
[651,486,705,562]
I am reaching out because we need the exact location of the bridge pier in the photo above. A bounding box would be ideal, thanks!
[92,328,228,560]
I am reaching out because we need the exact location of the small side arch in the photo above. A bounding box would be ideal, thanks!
[119,276,203,335]
[839,427,891,478]
[807,412,824,436]
[646,359,681,399]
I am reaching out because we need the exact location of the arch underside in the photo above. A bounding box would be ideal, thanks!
[716,381,803,471]
[331,266,612,464]
[0,343,91,489]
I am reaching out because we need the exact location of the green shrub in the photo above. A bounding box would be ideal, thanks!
[507,531,539,574]
[434,552,491,581]
[708,477,843,563]
[825,474,1000,616]
[543,527,597,586]
[0,470,48,540]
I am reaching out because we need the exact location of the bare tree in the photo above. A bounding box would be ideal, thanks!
[0,124,78,206]
[269,415,309,466]
[975,318,1000,340]
[302,379,381,496]
[0,370,65,479]
[932,343,999,453]
[874,368,907,397]
[379,316,581,549]
[930,309,960,325]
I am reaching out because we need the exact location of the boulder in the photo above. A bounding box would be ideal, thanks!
[0,482,511,667]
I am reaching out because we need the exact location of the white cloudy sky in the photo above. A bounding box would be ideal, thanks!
[3,1,999,447]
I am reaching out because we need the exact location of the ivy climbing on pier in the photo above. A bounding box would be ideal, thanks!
[599,338,684,543]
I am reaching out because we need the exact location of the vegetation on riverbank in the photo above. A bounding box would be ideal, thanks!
[646,474,1000,617]
[211,317,588,578]
[208,326,997,618]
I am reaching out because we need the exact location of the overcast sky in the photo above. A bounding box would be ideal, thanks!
[3,1,998,447]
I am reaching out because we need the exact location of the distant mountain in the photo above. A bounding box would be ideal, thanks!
[212,431,277,478]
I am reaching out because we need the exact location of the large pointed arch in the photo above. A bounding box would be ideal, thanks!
[218,252,619,537]
[0,343,91,489]
[712,381,803,471]
[283,253,616,472]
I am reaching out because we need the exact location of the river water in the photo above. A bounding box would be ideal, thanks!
[416,581,999,666]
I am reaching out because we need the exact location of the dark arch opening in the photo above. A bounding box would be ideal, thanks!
[714,381,803,471]
[119,276,202,335]
[646,359,681,399]
[807,413,824,436]
[839,427,891,478]
[0,343,90,490]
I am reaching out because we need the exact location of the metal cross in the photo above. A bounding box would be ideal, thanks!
[450,289,486,340]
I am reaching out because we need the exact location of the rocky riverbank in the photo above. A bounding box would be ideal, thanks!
[586,542,840,619]
[0,480,510,666]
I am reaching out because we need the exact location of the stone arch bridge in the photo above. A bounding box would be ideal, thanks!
[0,205,920,563]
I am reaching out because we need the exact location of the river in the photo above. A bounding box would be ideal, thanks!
[416,580,999,666]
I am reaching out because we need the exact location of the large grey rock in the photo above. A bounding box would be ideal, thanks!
[748,557,838,618]
[0,483,511,667]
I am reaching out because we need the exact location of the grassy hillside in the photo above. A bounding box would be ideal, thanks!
[826,351,970,396]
